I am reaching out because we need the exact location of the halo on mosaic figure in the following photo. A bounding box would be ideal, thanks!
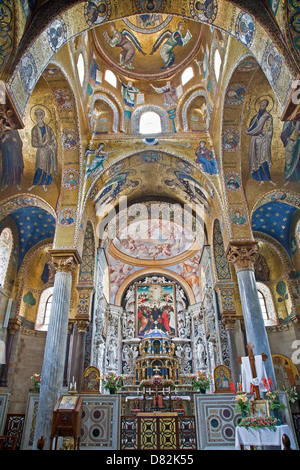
[254,95,274,114]
[30,104,52,125]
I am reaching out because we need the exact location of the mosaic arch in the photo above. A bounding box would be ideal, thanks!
[84,149,224,221]
[7,1,298,117]
[219,52,300,244]
[0,194,56,222]
[39,61,83,250]
[250,189,300,260]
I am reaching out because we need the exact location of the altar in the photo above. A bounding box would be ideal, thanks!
[235,424,296,450]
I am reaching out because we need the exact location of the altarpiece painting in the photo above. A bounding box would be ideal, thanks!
[136,283,177,338]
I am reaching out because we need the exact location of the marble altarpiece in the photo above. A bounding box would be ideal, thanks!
[89,250,230,390]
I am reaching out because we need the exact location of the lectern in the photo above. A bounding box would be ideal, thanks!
[50,395,83,450]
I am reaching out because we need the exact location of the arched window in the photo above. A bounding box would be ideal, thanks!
[105,70,117,88]
[0,228,13,287]
[181,66,194,86]
[256,283,277,326]
[35,287,54,331]
[139,111,162,134]
[77,52,85,87]
[214,49,222,82]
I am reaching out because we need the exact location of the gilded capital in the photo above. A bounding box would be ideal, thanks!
[226,241,258,272]
[75,315,90,332]
[8,318,22,334]
[49,249,81,274]
[222,315,236,329]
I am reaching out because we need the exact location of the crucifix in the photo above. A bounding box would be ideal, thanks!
[237,343,267,400]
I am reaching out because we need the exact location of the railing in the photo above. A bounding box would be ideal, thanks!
[120,414,197,450]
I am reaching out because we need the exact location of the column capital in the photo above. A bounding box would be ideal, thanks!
[49,249,82,274]
[222,315,236,329]
[75,315,90,331]
[8,318,22,334]
[226,241,258,272]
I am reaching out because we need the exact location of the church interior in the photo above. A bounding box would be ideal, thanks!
[0,0,299,451]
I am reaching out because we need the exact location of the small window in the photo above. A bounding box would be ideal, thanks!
[105,70,117,88]
[214,49,222,82]
[43,294,53,329]
[35,287,54,331]
[0,228,13,287]
[258,290,268,321]
[181,66,194,86]
[139,111,162,134]
[77,53,85,86]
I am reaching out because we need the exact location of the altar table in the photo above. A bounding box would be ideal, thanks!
[235,424,295,450]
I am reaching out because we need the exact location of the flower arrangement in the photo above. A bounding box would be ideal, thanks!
[263,377,286,412]
[229,381,254,416]
[238,415,279,431]
[191,371,211,392]
[102,372,123,394]
[288,386,298,405]
[31,373,41,393]
[139,378,175,389]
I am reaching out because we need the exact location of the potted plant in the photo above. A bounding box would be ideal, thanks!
[31,373,41,393]
[102,372,123,394]
[191,371,211,393]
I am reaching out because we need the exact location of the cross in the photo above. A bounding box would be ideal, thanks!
[237,343,267,400]
[153,366,160,374]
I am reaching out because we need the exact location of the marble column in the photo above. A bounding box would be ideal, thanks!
[226,241,277,387]
[73,315,90,392]
[0,319,21,387]
[222,315,239,387]
[63,320,75,387]
[33,250,81,450]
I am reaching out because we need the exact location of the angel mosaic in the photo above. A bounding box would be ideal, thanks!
[103,22,146,70]
[150,21,192,69]
[84,142,116,179]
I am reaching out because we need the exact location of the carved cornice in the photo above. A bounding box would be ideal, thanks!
[49,249,82,274]
[226,241,258,272]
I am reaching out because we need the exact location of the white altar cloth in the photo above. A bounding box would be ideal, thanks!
[235,424,295,450]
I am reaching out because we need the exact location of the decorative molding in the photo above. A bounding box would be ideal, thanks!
[49,249,81,274]
[226,241,258,272]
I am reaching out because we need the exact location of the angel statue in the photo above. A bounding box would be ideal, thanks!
[150,21,192,69]
[103,22,146,70]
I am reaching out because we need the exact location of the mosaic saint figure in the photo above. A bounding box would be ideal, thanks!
[150,81,177,108]
[0,116,24,191]
[28,108,58,192]
[150,21,192,69]
[195,140,218,174]
[280,121,300,186]
[119,80,140,108]
[245,99,275,185]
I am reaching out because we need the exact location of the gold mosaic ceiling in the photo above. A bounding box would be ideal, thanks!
[93,15,205,80]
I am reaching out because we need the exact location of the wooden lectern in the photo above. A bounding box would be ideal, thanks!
[50,395,83,450]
